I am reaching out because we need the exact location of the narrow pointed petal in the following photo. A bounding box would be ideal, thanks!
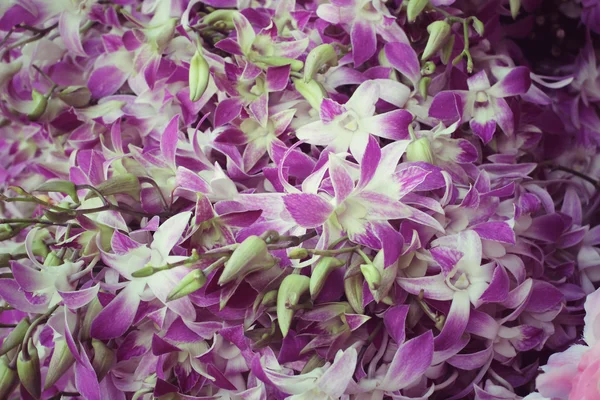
[283,193,334,228]
[381,330,434,390]
[361,110,412,140]
[351,20,377,67]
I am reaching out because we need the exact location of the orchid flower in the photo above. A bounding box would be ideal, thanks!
[295,81,413,161]
[429,67,532,143]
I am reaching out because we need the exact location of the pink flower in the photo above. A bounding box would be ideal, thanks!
[531,288,600,399]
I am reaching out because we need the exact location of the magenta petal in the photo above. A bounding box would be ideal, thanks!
[396,275,455,300]
[249,93,269,127]
[361,109,412,140]
[0,279,48,313]
[215,98,243,127]
[59,11,86,56]
[152,334,181,355]
[283,193,334,228]
[328,154,355,203]
[318,348,358,397]
[434,291,470,351]
[161,114,180,167]
[59,285,100,309]
[320,99,346,124]
[266,65,291,92]
[392,165,431,199]
[357,135,381,189]
[10,261,48,292]
[176,166,211,193]
[430,246,464,276]
[470,119,497,144]
[91,283,141,340]
[429,91,465,123]
[488,66,532,98]
[478,265,509,304]
[384,42,421,86]
[384,305,409,344]
[351,20,377,67]
[75,348,101,400]
[88,66,128,98]
[381,330,434,390]
[472,222,515,244]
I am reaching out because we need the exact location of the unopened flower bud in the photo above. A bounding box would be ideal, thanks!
[304,44,338,82]
[167,269,207,301]
[309,257,345,299]
[406,137,434,164]
[91,339,115,382]
[43,251,63,267]
[360,263,381,291]
[277,274,310,337]
[203,9,239,29]
[421,61,436,75]
[288,247,309,259]
[472,17,485,36]
[0,356,18,400]
[407,0,429,22]
[293,78,326,110]
[27,89,48,121]
[189,50,210,102]
[418,77,432,100]
[440,35,455,65]
[85,174,141,201]
[0,319,30,356]
[344,274,364,314]
[261,289,278,306]
[44,339,75,390]
[509,0,520,19]
[81,297,102,341]
[36,180,79,203]
[422,21,452,61]
[219,236,275,285]
[131,265,157,278]
[58,86,92,107]
[255,56,303,71]
[17,341,41,399]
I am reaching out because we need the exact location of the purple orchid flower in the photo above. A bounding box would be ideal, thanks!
[429,67,532,143]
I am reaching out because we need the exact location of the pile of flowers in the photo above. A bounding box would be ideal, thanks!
[0,0,599,398]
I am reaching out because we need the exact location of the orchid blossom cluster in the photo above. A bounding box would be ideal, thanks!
[0,0,599,399]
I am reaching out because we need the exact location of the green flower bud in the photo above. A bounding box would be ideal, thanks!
[422,21,452,61]
[219,236,275,285]
[309,257,345,299]
[421,61,436,75]
[81,297,102,341]
[17,341,41,399]
[293,78,326,110]
[344,274,364,314]
[440,35,455,65]
[131,265,157,278]
[44,339,75,390]
[43,210,74,224]
[360,263,381,291]
[300,354,326,374]
[304,44,338,82]
[472,17,485,36]
[58,86,92,108]
[85,174,141,201]
[287,247,309,259]
[261,289,278,306]
[189,50,210,102]
[0,356,18,400]
[0,319,30,356]
[255,56,304,71]
[36,180,79,203]
[509,0,520,19]
[91,339,115,382]
[167,269,207,301]
[418,77,432,100]
[277,274,310,337]
[407,0,429,22]
[27,90,48,121]
[43,251,63,267]
[203,9,239,29]
[406,137,434,164]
